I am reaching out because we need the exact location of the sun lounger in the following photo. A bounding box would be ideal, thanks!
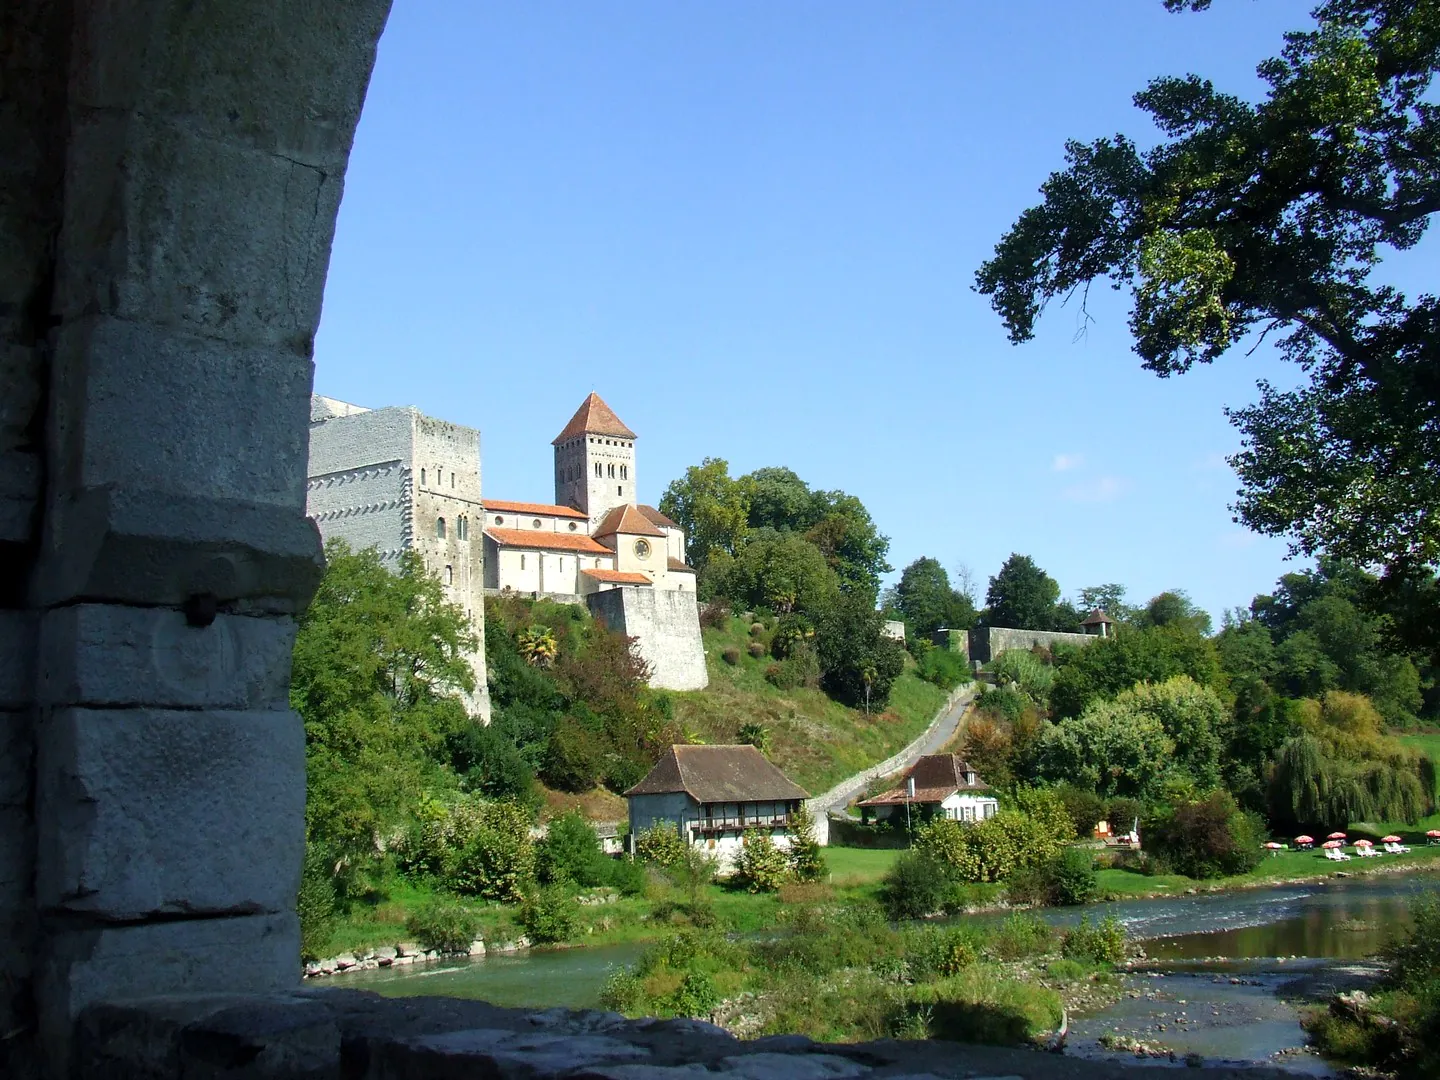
[1384,842,1411,854]
[1357,846,1380,857]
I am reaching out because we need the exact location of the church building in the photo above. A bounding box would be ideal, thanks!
[483,393,696,599]
[484,393,708,692]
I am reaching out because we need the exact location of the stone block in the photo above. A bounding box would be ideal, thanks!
[38,914,301,1066]
[0,709,32,806]
[68,0,391,168]
[38,604,296,710]
[55,119,344,343]
[29,484,323,613]
[36,708,304,919]
[0,610,35,707]
[47,314,314,502]
[76,993,340,1080]
[0,447,40,544]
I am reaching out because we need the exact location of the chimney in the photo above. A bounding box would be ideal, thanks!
[906,776,916,800]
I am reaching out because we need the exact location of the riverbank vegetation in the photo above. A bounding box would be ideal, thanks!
[1304,887,1440,1079]
[598,902,1129,1044]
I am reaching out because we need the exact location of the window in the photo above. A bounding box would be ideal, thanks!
[634,539,651,559]
[436,517,446,539]
[444,565,453,586]
[568,522,578,532]
[617,485,622,495]
[532,518,542,528]
[420,468,426,486]
[520,554,526,569]
[607,463,615,478]
[620,465,627,480]
[595,463,602,478]
[450,473,455,487]
[494,515,504,525]
[455,517,464,540]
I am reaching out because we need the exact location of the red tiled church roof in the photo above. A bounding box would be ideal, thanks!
[484,527,611,555]
[593,504,665,539]
[553,392,637,444]
[668,557,696,574]
[582,568,652,585]
[485,499,588,520]
[637,504,679,529]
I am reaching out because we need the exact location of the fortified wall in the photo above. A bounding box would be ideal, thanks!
[587,588,709,691]
[966,626,1099,665]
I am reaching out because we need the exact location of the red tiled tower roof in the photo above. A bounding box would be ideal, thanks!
[552,392,637,445]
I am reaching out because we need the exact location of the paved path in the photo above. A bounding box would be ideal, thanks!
[809,680,983,818]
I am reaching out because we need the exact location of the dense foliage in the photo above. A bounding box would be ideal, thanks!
[978,0,1440,570]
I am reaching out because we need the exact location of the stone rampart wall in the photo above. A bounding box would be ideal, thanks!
[968,625,1097,664]
[587,588,708,691]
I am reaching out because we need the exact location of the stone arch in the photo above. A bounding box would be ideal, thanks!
[1,1,393,1072]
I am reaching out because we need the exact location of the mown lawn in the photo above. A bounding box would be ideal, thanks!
[670,616,952,796]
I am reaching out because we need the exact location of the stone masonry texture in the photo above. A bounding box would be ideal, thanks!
[587,587,709,691]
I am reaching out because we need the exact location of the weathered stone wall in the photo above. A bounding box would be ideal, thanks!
[968,625,1098,664]
[0,1,394,1073]
[587,587,708,691]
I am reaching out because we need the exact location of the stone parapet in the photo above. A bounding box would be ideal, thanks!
[70,989,1294,1080]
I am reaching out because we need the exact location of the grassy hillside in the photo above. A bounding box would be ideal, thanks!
[1349,733,1440,837]
[669,615,950,797]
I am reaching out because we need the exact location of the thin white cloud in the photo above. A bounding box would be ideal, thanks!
[1052,453,1085,473]
[1061,475,1127,503]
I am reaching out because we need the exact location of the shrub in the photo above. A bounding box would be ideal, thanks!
[1144,791,1266,879]
[880,851,951,921]
[406,902,480,953]
[905,927,980,978]
[521,884,577,944]
[698,602,729,630]
[721,646,741,666]
[1054,784,1107,839]
[636,822,689,870]
[991,649,1055,704]
[734,830,792,892]
[1047,847,1100,906]
[599,970,646,1014]
[787,804,827,883]
[447,800,536,901]
[667,970,721,1018]
[916,647,971,689]
[764,643,821,690]
[537,811,610,887]
[988,912,1053,960]
[1384,889,1440,991]
[750,622,766,638]
[1062,916,1128,964]
[770,614,816,659]
[297,846,338,961]
[747,641,766,658]
[606,856,648,897]
[737,721,770,751]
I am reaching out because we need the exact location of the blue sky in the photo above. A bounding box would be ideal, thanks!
[314,2,1425,623]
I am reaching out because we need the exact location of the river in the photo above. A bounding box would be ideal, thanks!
[340,873,1436,1073]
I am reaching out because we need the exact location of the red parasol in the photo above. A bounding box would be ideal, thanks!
[1429,830,1440,838]
[1264,842,1283,849]
[1322,839,1344,848]
[1382,835,1402,843]
[1294,835,1314,844]
[1328,832,1348,840]
[1355,839,1373,847]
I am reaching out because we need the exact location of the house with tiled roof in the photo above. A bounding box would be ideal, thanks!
[482,393,706,690]
[857,754,998,826]
[625,745,813,869]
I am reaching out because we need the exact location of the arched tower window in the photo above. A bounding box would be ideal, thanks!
[444,565,453,586]
[436,517,446,539]
[420,468,426,486]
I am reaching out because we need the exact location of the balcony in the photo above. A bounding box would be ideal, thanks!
[692,813,792,834]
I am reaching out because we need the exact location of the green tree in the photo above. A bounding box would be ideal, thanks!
[1079,583,1131,619]
[717,530,841,615]
[802,491,893,597]
[659,458,754,571]
[977,0,1440,569]
[1137,590,1213,637]
[746,466,823,532]
[812,590,907,709]
[1050,624,1222,719]
[1036,702,1176,799]
[1115,676,1229,790]
[985,554,1061,630]
[292,541,476,866]
[787,804,827,883]
[893,557,977,638]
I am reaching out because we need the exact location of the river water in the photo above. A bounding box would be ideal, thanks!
[341,872,1437,1072]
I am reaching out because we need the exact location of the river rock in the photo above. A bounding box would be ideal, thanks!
[333,953,357,970]
[469,940,487,957]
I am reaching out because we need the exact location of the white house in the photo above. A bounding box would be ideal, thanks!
[625,745,810,871]
[858,754,998,824]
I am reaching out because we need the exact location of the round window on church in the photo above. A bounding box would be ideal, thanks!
[634,539,651,559]
[494,515,503,525]
[568,522,578,532]
[532,518,542,528]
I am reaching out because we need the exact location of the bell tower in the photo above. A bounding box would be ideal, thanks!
[553,392,637,525]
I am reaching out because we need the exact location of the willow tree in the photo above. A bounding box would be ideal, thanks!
[977,0,1440,569]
